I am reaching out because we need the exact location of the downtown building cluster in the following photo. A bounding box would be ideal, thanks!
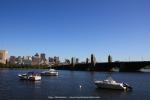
[9,53,47,65]
[9,53,61,66]
[0,50,61,66]
[0,50,113,66]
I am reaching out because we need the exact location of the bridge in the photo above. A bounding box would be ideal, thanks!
[113,61,150,72]
[54,61,150,72]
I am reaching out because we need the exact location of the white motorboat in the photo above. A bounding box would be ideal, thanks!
[94,76,132,91]
[18,72,41,81]
[41,69,58,76]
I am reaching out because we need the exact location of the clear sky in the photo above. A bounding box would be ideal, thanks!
[0,0,150,62]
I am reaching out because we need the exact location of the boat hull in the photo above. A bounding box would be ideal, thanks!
[95,81,126,90]
[28,76,41,81]
[18,74,41,81]
[41,69,58,76]
[41,72,58,76]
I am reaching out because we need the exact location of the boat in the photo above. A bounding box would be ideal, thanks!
[18,72,41,81]
[94,76,132,91]
[41,69,58,76]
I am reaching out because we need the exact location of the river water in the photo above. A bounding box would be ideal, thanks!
[0,68,150,100]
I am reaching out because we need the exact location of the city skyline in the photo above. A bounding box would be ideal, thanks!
[0,0,150,61]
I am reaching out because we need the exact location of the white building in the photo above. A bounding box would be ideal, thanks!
[22,56,32,65]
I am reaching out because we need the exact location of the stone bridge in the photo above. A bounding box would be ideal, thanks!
[112,61,150,72]
[54,61,150,72]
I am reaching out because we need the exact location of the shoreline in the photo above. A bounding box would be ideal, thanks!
[0,64,150,72]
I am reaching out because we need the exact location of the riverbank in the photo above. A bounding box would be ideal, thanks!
[0,64,113,71]
[0,63,150,71]
[0,63,48,69]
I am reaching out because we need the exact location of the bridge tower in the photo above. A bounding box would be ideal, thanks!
[108,54,112,63]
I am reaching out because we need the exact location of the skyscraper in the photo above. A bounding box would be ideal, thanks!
[71,57,76,67]
[49,57,54,64]
[40,53,46,61]
[40,53,47,65]
[91,54,96,66]
[32,53,40,65]
[0,50,8,64]
[86,58,89,64]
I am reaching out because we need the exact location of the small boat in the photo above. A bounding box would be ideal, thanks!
[41,69,58,76]
[94,76,132,91]
[18,72,41,81]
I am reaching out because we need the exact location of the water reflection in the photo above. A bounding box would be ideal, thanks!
[94,88,132,99]
[19,80,41,85]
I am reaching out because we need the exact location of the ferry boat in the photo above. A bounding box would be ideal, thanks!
[18,72,41,81]
[41,69,58,76]
[94,76,132,91]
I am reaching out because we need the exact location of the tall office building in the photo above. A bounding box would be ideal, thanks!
[65,59,70,65]
[76,58,79,64]
[0,50,8,64]
[54,56,60,64]
[40,53,47,65]
[91,54,96,66]
[86,58,89,64]
[71,57,76,66]
[32,53,40,65]
[35,53,40,58]
[9,56,17,64]
[40,53,46,61]
[49,57,54,63]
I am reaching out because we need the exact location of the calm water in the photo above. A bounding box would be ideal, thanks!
[0,68,150,100]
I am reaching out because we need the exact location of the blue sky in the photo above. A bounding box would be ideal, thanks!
[0,0,150,62]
